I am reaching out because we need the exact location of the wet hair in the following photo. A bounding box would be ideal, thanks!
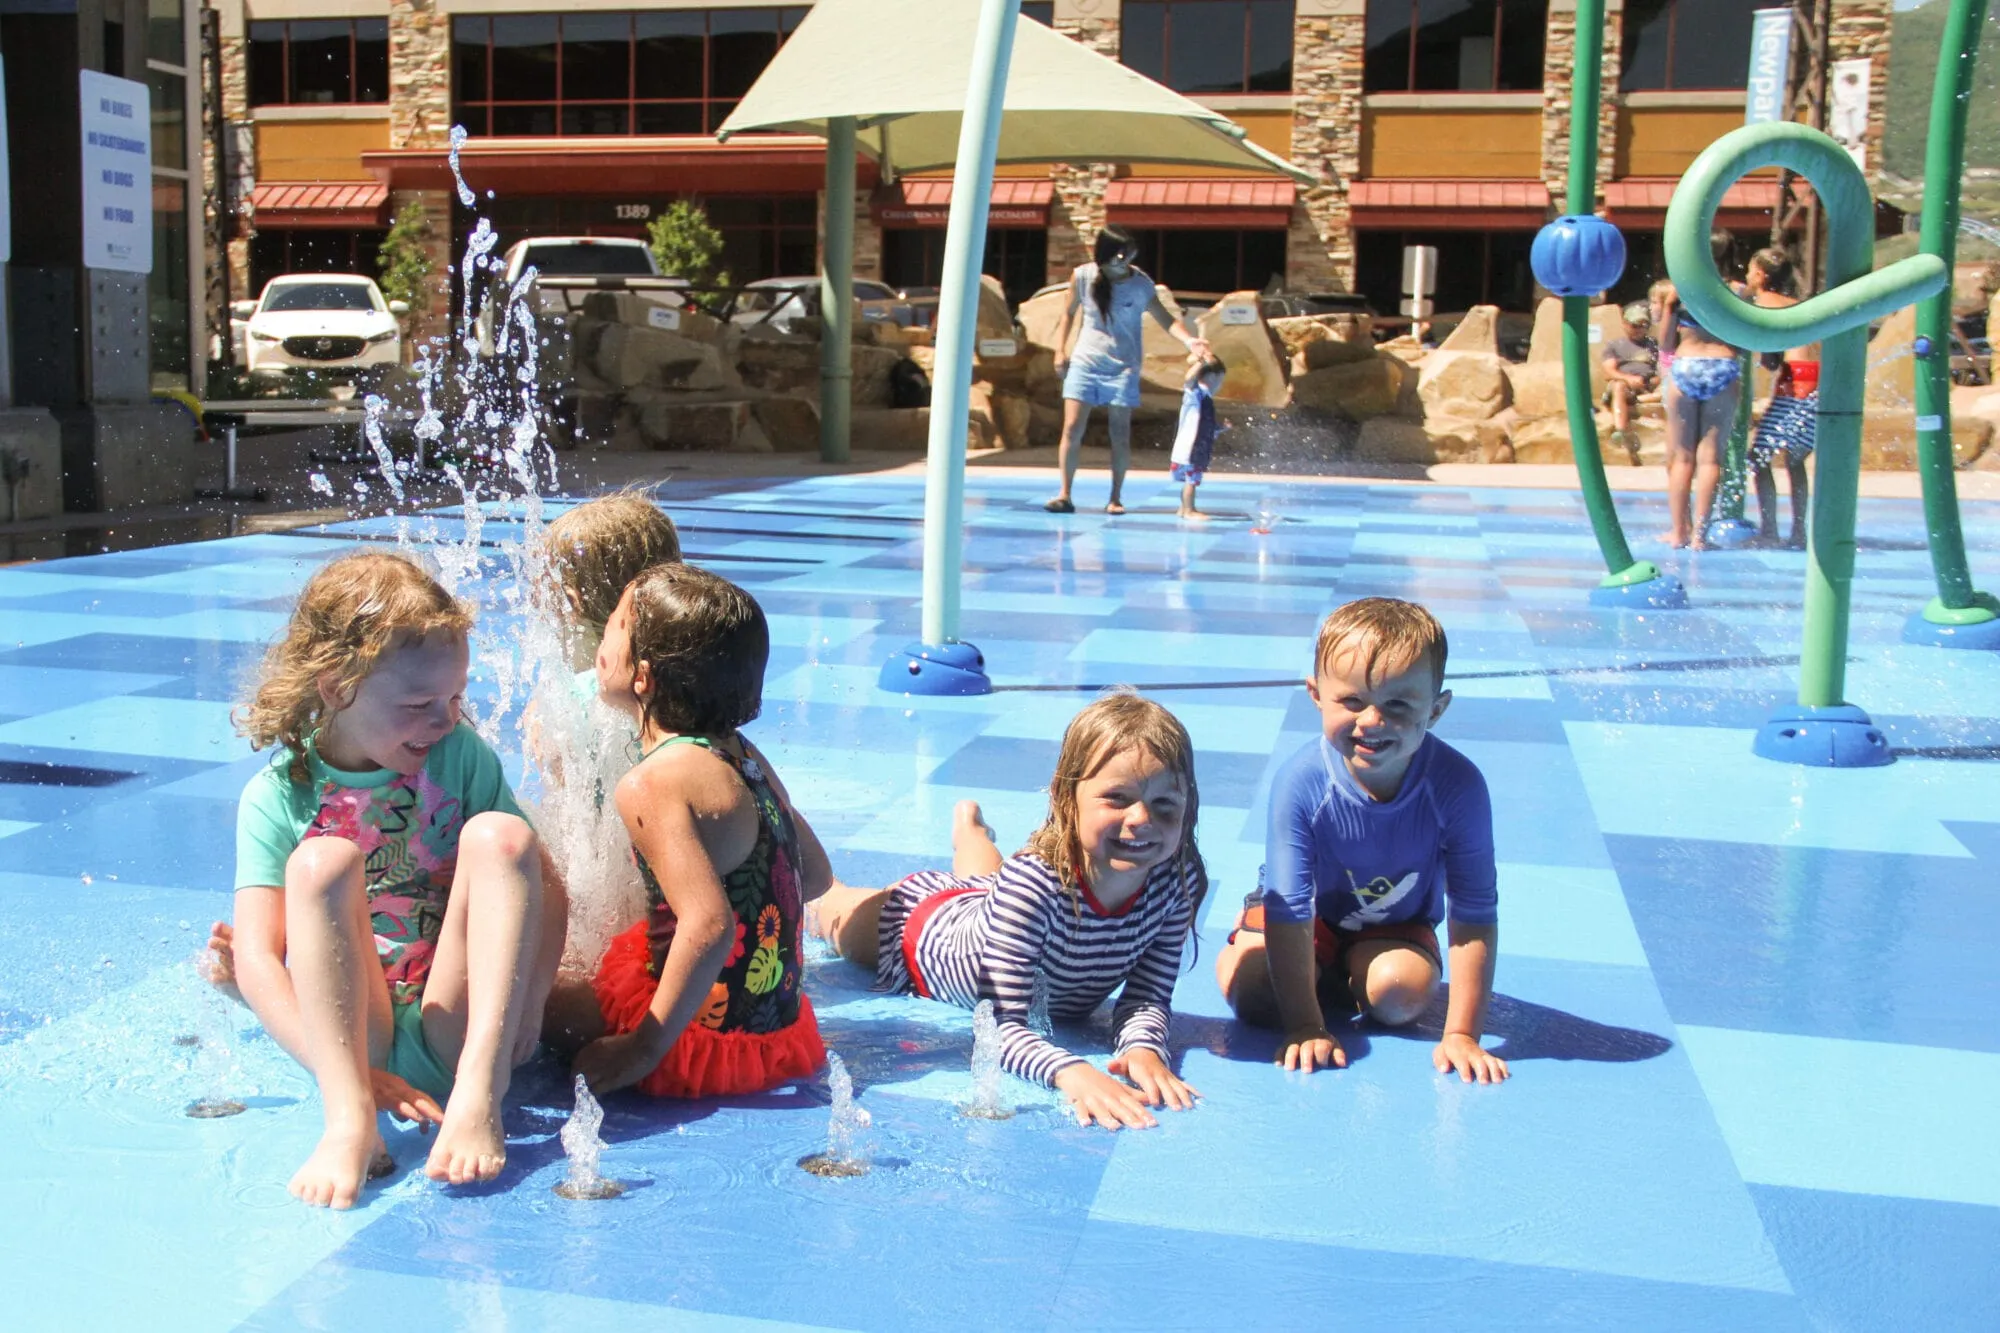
[1621,301,1652,327]
[237,551,473,784]
[1023,691,1207,928]
[1709,227,1735,266]
[1312,597,1449,696]
[1091,224,1139,321]
[625,563,768,737]
[1187,356,1228,384]
[1748,246,1798,296]
[540,488,681,635]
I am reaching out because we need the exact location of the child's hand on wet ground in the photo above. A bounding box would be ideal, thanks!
[1109,1048,1200,1112]
[1278,1029,1346,1073]
[1433,1032,1509,1084]
[574,1027,666,1097]
[371,1068,444,1129]
[1055,1062,1160,1130]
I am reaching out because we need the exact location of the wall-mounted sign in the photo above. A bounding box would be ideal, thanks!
[1744,9,1794,126]
[646,304,683,331]
[876,206,1048,228]
[79,70,152,274]
[977,338,1019,358]
[1219,302,1258,326]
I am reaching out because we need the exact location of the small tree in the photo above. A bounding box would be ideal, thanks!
[376,199,434,312]
[647,200,731,288]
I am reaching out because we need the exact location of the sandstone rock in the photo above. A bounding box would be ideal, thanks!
[1418,351,1511,421]
[730,416,775,454]
[852,406,990,451]
[1299,337,1378,372]
[1195,291,1289,408]
[1291,355,1406,419]
[573,391,619,444]
[1027,400,1066,449]
[1864,305,1916,410]
[1140,285,1193,396]
[641,400,749,451]
[733,338,899,406]
[593,323,729,391]
[1354,417,1437,464]
[1508,415,1592,464]
[1017,284,1068,352]
[1954,260,1998,316]
[1438,305,1502,356]
[1525,297,1623,398]
[1859,410,1992,469]
[753,396,820,453]
[1269,312,1373,358]
[578,291,725,343]
[901,324,935,348]
[1355,414,1508,465]
[1956,385,2000,432]
[977,274,1015,343]
[1023,347,1062,405]
[1504,361,1569,419]
[993,390,1032,450]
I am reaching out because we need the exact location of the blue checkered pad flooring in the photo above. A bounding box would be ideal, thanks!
[2,470,1998,1331]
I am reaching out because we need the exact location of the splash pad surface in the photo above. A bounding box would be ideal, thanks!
[2,469,1998,1330]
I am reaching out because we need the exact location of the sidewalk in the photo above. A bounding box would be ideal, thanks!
[5,425,1997,564]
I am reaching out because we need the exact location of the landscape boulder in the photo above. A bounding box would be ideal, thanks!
[1438,305,1502,356]
[1268,312,1373,359]
[1195,291,1290,407]
[1417,350,1511,421]
[593,323,731,392]
[1291,354,1407,420]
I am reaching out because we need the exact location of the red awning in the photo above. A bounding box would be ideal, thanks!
[363,136,859,199]
[1602,177,1796,228]
[249,181,388,229]
[1103,177,1295,228]
[1347,179,1550,229]
[874,178,1053,227]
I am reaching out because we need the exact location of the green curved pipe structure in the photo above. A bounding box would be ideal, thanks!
[1666,123,1947,757]
[1909,0,2000,639]
[1562,0,1673,600]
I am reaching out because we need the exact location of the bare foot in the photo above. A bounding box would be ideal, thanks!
[427,1092,507,1186]
[953,799,997,850]
[1178,509,1212,522]
[200,922,244,1006]
[1655,530,1689,550]
[289,1124,386,1210]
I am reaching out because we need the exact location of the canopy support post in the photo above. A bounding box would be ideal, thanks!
[877,0,1019,697]
[819,116,857,463]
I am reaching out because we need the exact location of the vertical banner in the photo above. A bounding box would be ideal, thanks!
[1744,8,1794,126]
[79,70,153,273]
[1829,58,1873,172]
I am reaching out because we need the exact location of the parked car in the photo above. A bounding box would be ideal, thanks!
[233,274,405,390]
[729,277,906,334]
[1259,291,1376,321]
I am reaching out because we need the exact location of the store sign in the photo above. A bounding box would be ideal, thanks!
[1830,58,1872,171]
[79,70,152,274]
[876,205,1047,227]
[1744,9,1794,126]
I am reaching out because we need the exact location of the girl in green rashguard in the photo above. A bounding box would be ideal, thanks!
[226,551,567,1210]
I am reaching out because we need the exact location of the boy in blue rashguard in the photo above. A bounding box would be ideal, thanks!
[1216,597,1509,1084]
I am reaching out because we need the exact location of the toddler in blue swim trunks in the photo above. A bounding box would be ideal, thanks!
[1215,597,1509,1084]
[1045,224,1209,515]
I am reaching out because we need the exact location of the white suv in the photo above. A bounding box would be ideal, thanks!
[236,274,405,387]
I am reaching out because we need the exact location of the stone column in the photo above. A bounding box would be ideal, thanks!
[1827,0,1890,185]
[390,0,453,336]
[1049,0,1119,282]
[220,30,253,309]
[1542,0,1623,211]
[820,183,882,282]
[1289,1,1364,291]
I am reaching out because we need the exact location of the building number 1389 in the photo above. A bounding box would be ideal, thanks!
[614,204,652,220]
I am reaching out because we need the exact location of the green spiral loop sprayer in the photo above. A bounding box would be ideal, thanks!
[1905,0,2000,648]
[1665,122,1948,766]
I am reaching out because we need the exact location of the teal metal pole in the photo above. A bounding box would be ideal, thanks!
[819,116,857,463]
[1562,0,1658,589]
[1910,0,2000,632]
[1668,123,1946,754]
[920,0,1018,647]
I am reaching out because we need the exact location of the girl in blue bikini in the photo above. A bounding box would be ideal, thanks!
[1045,225,1210,515]
[1656,231,1747,550]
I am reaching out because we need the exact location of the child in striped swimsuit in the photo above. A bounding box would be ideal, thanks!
[811,693,1208,1130]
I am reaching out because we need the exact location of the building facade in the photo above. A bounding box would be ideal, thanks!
[205,0,1892,343]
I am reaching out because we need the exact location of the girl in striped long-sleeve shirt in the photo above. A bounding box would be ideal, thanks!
[812,693,1207,1130]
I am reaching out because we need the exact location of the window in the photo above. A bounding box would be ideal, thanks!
[1354,229,1535,313]
[451,9,808,137]
[1129,229,1287,296]
[882,227,1049,307]
[1121,2,1294,94]
[248,19,388,106]
[707,196,818,280]
[1365,0,1544,92]
[1621,0,1764,91]
[1021,2,1055,23]
[250,229,389,295]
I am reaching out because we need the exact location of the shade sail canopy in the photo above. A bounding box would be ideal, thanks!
[716,0,1314,182]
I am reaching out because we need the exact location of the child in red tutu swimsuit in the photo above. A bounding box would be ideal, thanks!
[553,563,830,1098]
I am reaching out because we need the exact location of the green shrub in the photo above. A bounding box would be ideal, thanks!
[647,201,732,287]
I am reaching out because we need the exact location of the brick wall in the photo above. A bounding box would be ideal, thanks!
[1829,0,1891,183]
[1542,0,1623,210]
[1048,5,1120,281]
